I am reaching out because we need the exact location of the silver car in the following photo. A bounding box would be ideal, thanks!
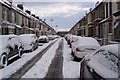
[19,34,38,52]
[0,35,23,68]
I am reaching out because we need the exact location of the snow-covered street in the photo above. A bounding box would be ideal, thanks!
[0,38,81,79]
[0,1,119,79]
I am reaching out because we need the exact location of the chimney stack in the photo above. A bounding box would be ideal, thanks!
[95,1,99,7]
[32,14,35,17]
[89,8,92,12]
[36,16,39,19]
[17,4,24,10]
[25,10,31,14]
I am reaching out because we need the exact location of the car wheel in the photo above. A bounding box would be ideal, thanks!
[71,50,74,56]
[30,48,34,52]
[74,56,82,62]
[18,48,23,58]
[0,54,8,68]
[70,44,72,48]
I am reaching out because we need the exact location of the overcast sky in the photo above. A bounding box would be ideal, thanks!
[12,0,102,31]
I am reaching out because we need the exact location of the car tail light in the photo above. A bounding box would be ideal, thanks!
[76,48,81,52]
[76,48,85,52]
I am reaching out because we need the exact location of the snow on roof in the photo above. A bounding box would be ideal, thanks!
[0,0,11,8]
[0,0,39,21]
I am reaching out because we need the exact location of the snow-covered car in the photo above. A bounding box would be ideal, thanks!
[39,36,49,43]
[47,35,55,40]
[19,34,38,52]
[64,34,72,41]
[69,35,82,48]
[64,34,72,45]
[0,35,23,68]
[71,37,100,61]
[80,44,119,79]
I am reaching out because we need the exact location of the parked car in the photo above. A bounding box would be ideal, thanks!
[39,36,49,43]
[0,35,23,68]
[69,35,82,48]
[53,35,59,38]
[47,35,55,40]
[19,34,38,52]
[71,37,100,61]
[80,44,119,79]
[65,34,72,43]
[64,34,72,41]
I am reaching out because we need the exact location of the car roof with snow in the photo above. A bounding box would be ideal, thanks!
[19,34,36,36]
[0,35,18,46]
[74,37,100,46]
[39,36,48,39]
[0,35,17,39]
[96,44,119,57]
[19,34,37,42]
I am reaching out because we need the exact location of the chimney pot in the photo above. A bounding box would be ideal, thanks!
[25,10,31,14]
[32,14,35,17]
[36,16,39,19]
[17,4,24,10]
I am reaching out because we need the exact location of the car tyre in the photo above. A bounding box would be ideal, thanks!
[71,50,74,56]
[74,56,82,62]
[18,48,23,58]
[0,54,8,68]
[30,48,34,52]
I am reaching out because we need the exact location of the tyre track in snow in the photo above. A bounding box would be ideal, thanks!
[43,38,63,79]
[8,39,59,79]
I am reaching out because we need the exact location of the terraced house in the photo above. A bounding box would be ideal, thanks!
[0,0,56,36]
[69,0,120,45]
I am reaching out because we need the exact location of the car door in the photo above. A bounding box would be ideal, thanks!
[8,36,18,58]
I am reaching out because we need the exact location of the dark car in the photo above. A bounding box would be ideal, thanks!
[80,44,119,79]
[0,35,23,68]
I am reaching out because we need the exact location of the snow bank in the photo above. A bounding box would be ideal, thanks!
[22,38,61,78]
[63,38,80,78]
[0,39,57,79]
